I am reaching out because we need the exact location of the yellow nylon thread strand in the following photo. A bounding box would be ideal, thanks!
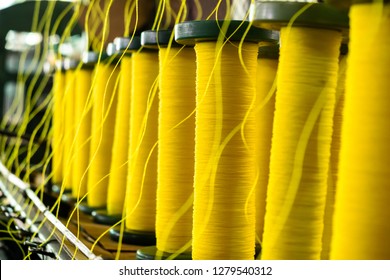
[321,54,347,260]
[107,56,132,216]
[4,1,57,173]
[125,51,159,231]
[16,0,78,217]
[261,27,341,260]
[124,0,137,37]
[330,3,390,260]
[254,57,278,245]
[206,0,230,20]
[193,41,258,260]
[156,47,196,255]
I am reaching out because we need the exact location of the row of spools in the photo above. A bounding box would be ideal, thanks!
[50,1,390,260]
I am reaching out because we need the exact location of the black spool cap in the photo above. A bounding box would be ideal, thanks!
[340,43,348,56]
[113,36,141,53]
[175,20,279,46]
[141,29,181,49]
[91,209,121,226]
[136,246,192,260]
[109,226,156,246]
[255,243,261,259]
[258,44,279,59]
[78,202,106,215]
[250,2,349,33]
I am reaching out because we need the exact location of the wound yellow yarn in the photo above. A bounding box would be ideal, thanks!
[125,51,159,232]
[193,41,258,260]
[62,69,76,192]
[330,3,390,260]
[321,54,347,260]
[51,69,65,185]
[87,62,119,208]
[261,27,341,260]
[107,56,132,216]
[156,47,196,254]
[72,67,93,199]
[254,56,278,245]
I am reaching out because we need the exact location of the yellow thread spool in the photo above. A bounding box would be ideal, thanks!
[262,27,340,260]
[136,30,196,259]
[51,63,65,186]
[176,20,278,260]
[330,2,390,260]
[251,2,346,260]
[157,45,195,256]
[124,47,159,236]
[106,53,132,217]
[71,54,95,200]
[62,58,77,193]
[85,54,119,210]
[321,45,347,260]
[254,45,279,247]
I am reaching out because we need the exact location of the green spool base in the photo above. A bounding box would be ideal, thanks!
[250,2,349,35]
[136,246,192,260]
[91,209,121,226]
[78,202,105,215]
[175,20,279,46]
[109,226,156,246]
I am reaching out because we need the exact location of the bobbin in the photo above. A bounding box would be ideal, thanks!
[52,56,78,203]
[254,43,279,259]
[134,29,193,260]
[78,48,119,216]
[89,43,125,225]
[50,58,66,197]
[250,1,349,260]
[328,0,390,260]
[60,51,98,209]
[175,20,278,260]
[108,36,158,246]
